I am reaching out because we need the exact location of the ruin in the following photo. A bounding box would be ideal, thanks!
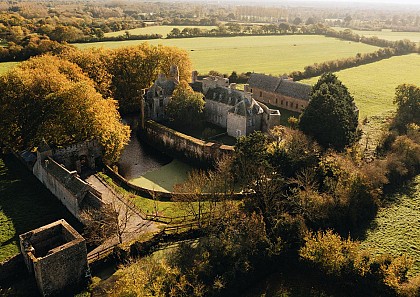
[19,220,88,296]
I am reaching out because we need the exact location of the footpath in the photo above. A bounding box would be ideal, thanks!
[85,174,158,260]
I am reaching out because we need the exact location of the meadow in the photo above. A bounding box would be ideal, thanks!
[75,35,379,75]
[0,61,18,74]
[104,25,217,38]
[360,176,420,276]
[333,27,420,43]
[302,54,420,119]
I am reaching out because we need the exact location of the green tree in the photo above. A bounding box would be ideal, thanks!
[165,81,205,128]
[392,84,420,132]
[0,55,130,163]
[299,73,359,151]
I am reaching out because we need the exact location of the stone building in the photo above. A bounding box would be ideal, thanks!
[246,73,312,113]
[144,65,179,121]
[143,68,281,138]
[193,74,280,138]
[19,219,88,296]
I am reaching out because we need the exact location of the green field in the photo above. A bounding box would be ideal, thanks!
[0,156,81,262]
[333,27,420,43]
[302,54,420,119]
[75,35,379,75]
[361,176,420,277]
[0,61,18,75]
[104,25,216,37]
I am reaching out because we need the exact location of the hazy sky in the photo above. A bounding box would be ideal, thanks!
[242,0,420,5]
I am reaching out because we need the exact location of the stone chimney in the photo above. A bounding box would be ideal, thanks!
[192,70,198,83]
[169,65,179,83]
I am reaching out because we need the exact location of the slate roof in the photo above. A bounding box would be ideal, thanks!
[275,79,312,101]
[146,77,178,100]
[205,87,244,106]
[248,73,281,92]
[229,97,263,117]
[248,73,312,101]
[43,158,88,198]
[190,81,203,93]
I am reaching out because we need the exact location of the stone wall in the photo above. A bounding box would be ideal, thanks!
[142,120,234,166]
[20,220,88,296]
[33,156,104,221]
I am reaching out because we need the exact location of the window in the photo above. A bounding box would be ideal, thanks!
[286,101,288,107]
[259,91,262,97]
[250,88,253,93]
[276,98,278,104]
[236,130,242,137]
[248,118,252,126]
[296,103,298,109]
[281,100,283,105]
[159,99,164,107]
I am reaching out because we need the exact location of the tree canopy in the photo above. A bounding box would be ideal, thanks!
[392,84,420,132]
[299,73,359,151]
[0,55,130,163]
[165,81,205,128]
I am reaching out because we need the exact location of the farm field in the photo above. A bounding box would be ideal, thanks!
[302,54,420,119]
[75,35,379,75]
[104,25,217,37]
[0,61,18,74]
[0,156,81,262]
[360,176,420,277]
[333,27,420,43]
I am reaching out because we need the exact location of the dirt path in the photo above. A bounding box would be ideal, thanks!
[86,174,159,258]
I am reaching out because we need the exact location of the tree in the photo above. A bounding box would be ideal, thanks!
[392,84,420,132]
[299,73,359,151]
[108,44,192,113]
[0,55,130,163]
[165,81,205,128]
[81,197,136,245]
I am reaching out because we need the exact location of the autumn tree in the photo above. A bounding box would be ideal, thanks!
[165,81,205,128]
[0,55,130,163]
[299,73,359,151]
[107,43,192,113]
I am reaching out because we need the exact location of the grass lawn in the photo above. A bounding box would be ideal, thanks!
[302,54,420,119]
[129,159,192,193]
[0,61,18,75]
[360,176,420,277]
[0,156,81,263]
[75,35,379,75]
[333,27,420,43]
[104,25,217,38]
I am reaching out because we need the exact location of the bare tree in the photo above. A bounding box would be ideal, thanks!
[81,197,136,245]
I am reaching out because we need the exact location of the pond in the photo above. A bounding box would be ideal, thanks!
[118,115,194,192]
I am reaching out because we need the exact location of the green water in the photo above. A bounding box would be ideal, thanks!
[0,155,81,262]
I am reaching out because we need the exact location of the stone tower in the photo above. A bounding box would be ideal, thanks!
[169,65,179,83]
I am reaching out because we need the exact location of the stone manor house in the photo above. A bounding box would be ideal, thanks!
[144,67,281,138]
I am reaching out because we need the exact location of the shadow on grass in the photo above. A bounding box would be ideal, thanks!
[0,155,82,262]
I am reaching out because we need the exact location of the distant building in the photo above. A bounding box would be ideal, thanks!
[246,73,312,113]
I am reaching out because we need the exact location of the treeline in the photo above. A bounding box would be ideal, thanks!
[109,80,420,296]
[0,35,73,62]
[290,46,406,80]
[289,30,418,80]
[72,33,162,44]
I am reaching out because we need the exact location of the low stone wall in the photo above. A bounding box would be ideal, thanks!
[141,120,234,166]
